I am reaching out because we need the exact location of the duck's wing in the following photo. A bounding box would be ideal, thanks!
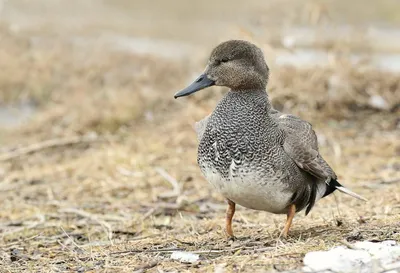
[271,109,336,180]
[194,114,211,141]
[271,109,366,203]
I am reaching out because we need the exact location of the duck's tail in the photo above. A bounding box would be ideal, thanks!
[325,179,368,202]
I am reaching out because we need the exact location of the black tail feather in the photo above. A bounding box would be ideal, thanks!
[305,182,318,216]
[322,178,340,198]
[324,179,367,201]
[305,179,366,216]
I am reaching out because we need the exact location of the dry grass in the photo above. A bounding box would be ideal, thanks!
[0,26,399,273]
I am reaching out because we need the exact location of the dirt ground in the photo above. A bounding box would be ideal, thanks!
[0,1,400,272]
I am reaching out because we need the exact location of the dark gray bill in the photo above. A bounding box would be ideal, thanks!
[174,74,215,99]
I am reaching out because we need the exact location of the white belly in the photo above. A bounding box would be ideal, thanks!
[202,166,292,214]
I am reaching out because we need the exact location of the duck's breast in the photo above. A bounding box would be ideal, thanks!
[200,159,294,214]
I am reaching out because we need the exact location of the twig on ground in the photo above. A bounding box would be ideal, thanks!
[142,207,157,220]
[110,245,251,257]
[383,261,400,272]
[140,202,181,210]
[0,134,102,162]
[340,239,359,250]
[80,241,113,248]
[0,234,41,248]
[190,247,244,254]
[133,261,159,273]
[60,226,87,252]
[155,167,181,198]
[0,214,45,237]
[380,177,400,184]
[111,247,183,256]
[363,177,400,188]
[80,233,164,248]
[130,234,163,241]
[59,208,113,243]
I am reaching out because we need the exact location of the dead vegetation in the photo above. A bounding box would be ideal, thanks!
[0,24,399,272]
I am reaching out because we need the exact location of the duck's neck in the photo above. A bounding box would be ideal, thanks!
[227,88,272,111]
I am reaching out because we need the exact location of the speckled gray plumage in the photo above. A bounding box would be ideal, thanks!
[197,89,328,214]
[177,40,365,218]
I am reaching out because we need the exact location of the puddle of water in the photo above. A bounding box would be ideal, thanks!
[274,49,400,72]
[278,26,400,52]
[58,31,400,72]
[0,101,36,128]
[97,35,199,59]
[93,35,400,72]
[3,0,400,72]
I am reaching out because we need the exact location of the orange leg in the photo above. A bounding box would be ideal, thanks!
[280,204,296,238]
[225,199,236,238]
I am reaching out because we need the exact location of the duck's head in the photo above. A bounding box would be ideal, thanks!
[174,40,269,99]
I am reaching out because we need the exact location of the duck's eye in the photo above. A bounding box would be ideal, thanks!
[216,58,229,65]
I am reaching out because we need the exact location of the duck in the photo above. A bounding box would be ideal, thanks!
[174,40,366,239]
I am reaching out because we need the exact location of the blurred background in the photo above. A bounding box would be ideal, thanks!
[0,0,399,272]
